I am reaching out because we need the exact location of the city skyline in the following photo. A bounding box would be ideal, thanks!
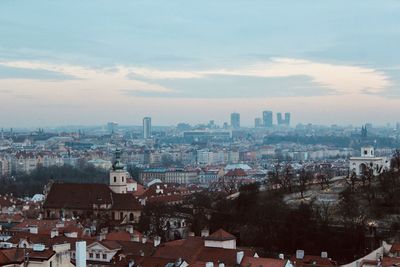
[1,1,400,127]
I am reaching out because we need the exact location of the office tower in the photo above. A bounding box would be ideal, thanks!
[277,113,283,125]
[277,112,291,126]
[255,118,262,128]
[230,112,240,129]
[284,112,291,126]
[107,122,118,133]
[143,117,152,139]
[262,110,273,128]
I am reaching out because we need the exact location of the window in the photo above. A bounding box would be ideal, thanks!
[122,176,124,182]
[89,253,93,258]
[96,253,100,259]
[103,254,107,260]
[114,176,117,182]
[129,213,134,221]
[111,212,115,220]
[120,212,123,219]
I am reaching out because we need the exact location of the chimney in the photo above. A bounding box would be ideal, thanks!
[139,198,146,206]
[201,229,210,237]
[29,225,38,234]
[296,250,305,259]
[76,241,87,267]
[218,263,225,267]
[51,228,59,238]
[126,225,134,234]
[154,236,161,247]
[128,260,135,267]
[97,233,106,241]
[279,254,285,260]
[237,251,244,265]
[132,233,140,242]
[206,262,214,267]
[321,252,328,258]
[142,236,147,244]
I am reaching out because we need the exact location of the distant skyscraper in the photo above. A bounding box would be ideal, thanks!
[277,112,291,126]
[143,117,152,139]
[230,112,240,129]
[284,112,291,126]
[107,122,118,133]
[255,118,262,128]
[262,110,273,128]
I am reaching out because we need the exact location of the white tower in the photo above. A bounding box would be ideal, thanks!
[109,149,128,194]
[361,146,374,157]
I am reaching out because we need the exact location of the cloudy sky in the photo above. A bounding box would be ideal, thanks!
[0,0,399,127]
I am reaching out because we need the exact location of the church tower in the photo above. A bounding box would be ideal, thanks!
[109,149,128,194]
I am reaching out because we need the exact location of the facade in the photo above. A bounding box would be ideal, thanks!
[263,110,273,128]
[164,169,198,184]
[349,146,390,176]
[143,117,152,139]
[230,112,240,129]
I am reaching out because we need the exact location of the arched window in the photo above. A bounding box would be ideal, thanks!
[122,176,124,182]
[114,176,117,183]
[129,213,134,221]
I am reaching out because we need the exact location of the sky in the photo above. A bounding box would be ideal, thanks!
[0,0,400,127]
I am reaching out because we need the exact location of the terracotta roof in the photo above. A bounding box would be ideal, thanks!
[43,182,142,211]
[196,247,253,266]
[0,248,55,265]
[205,229,236,241]
[291,255,337,267]
[0,213,24,223]
[154,234,254,265]
[0,249,25,265]
[136,256,176,267]
[225,169,247,177]
[112,193,142,211]
[381,257,400,267]
[43,183,113,209]
[11,219,81,235]
[390,243,400,253]
[241,256,288,267]
[106,231,131,241]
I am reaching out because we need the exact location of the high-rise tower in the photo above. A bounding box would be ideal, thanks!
[262,110,273,128]
[230,112,240,129]
[143,117,152,139]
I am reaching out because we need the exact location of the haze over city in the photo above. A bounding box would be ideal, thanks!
[1,0,400,127]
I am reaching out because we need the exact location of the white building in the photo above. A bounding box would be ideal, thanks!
[349,146,390,176]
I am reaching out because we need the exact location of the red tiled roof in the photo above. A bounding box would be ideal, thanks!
[390,243,400,253]
[381,257,400,267]
[291,255,336,267]
[225,169,247,177]
[241,256,288,267]
[106,231,131,241]
[43,182,142,211]
[205,229,236,241]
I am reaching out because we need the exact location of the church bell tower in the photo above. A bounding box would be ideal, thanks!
[109,149,128,194]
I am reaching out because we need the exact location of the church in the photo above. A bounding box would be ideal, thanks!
[43,150,142,224]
